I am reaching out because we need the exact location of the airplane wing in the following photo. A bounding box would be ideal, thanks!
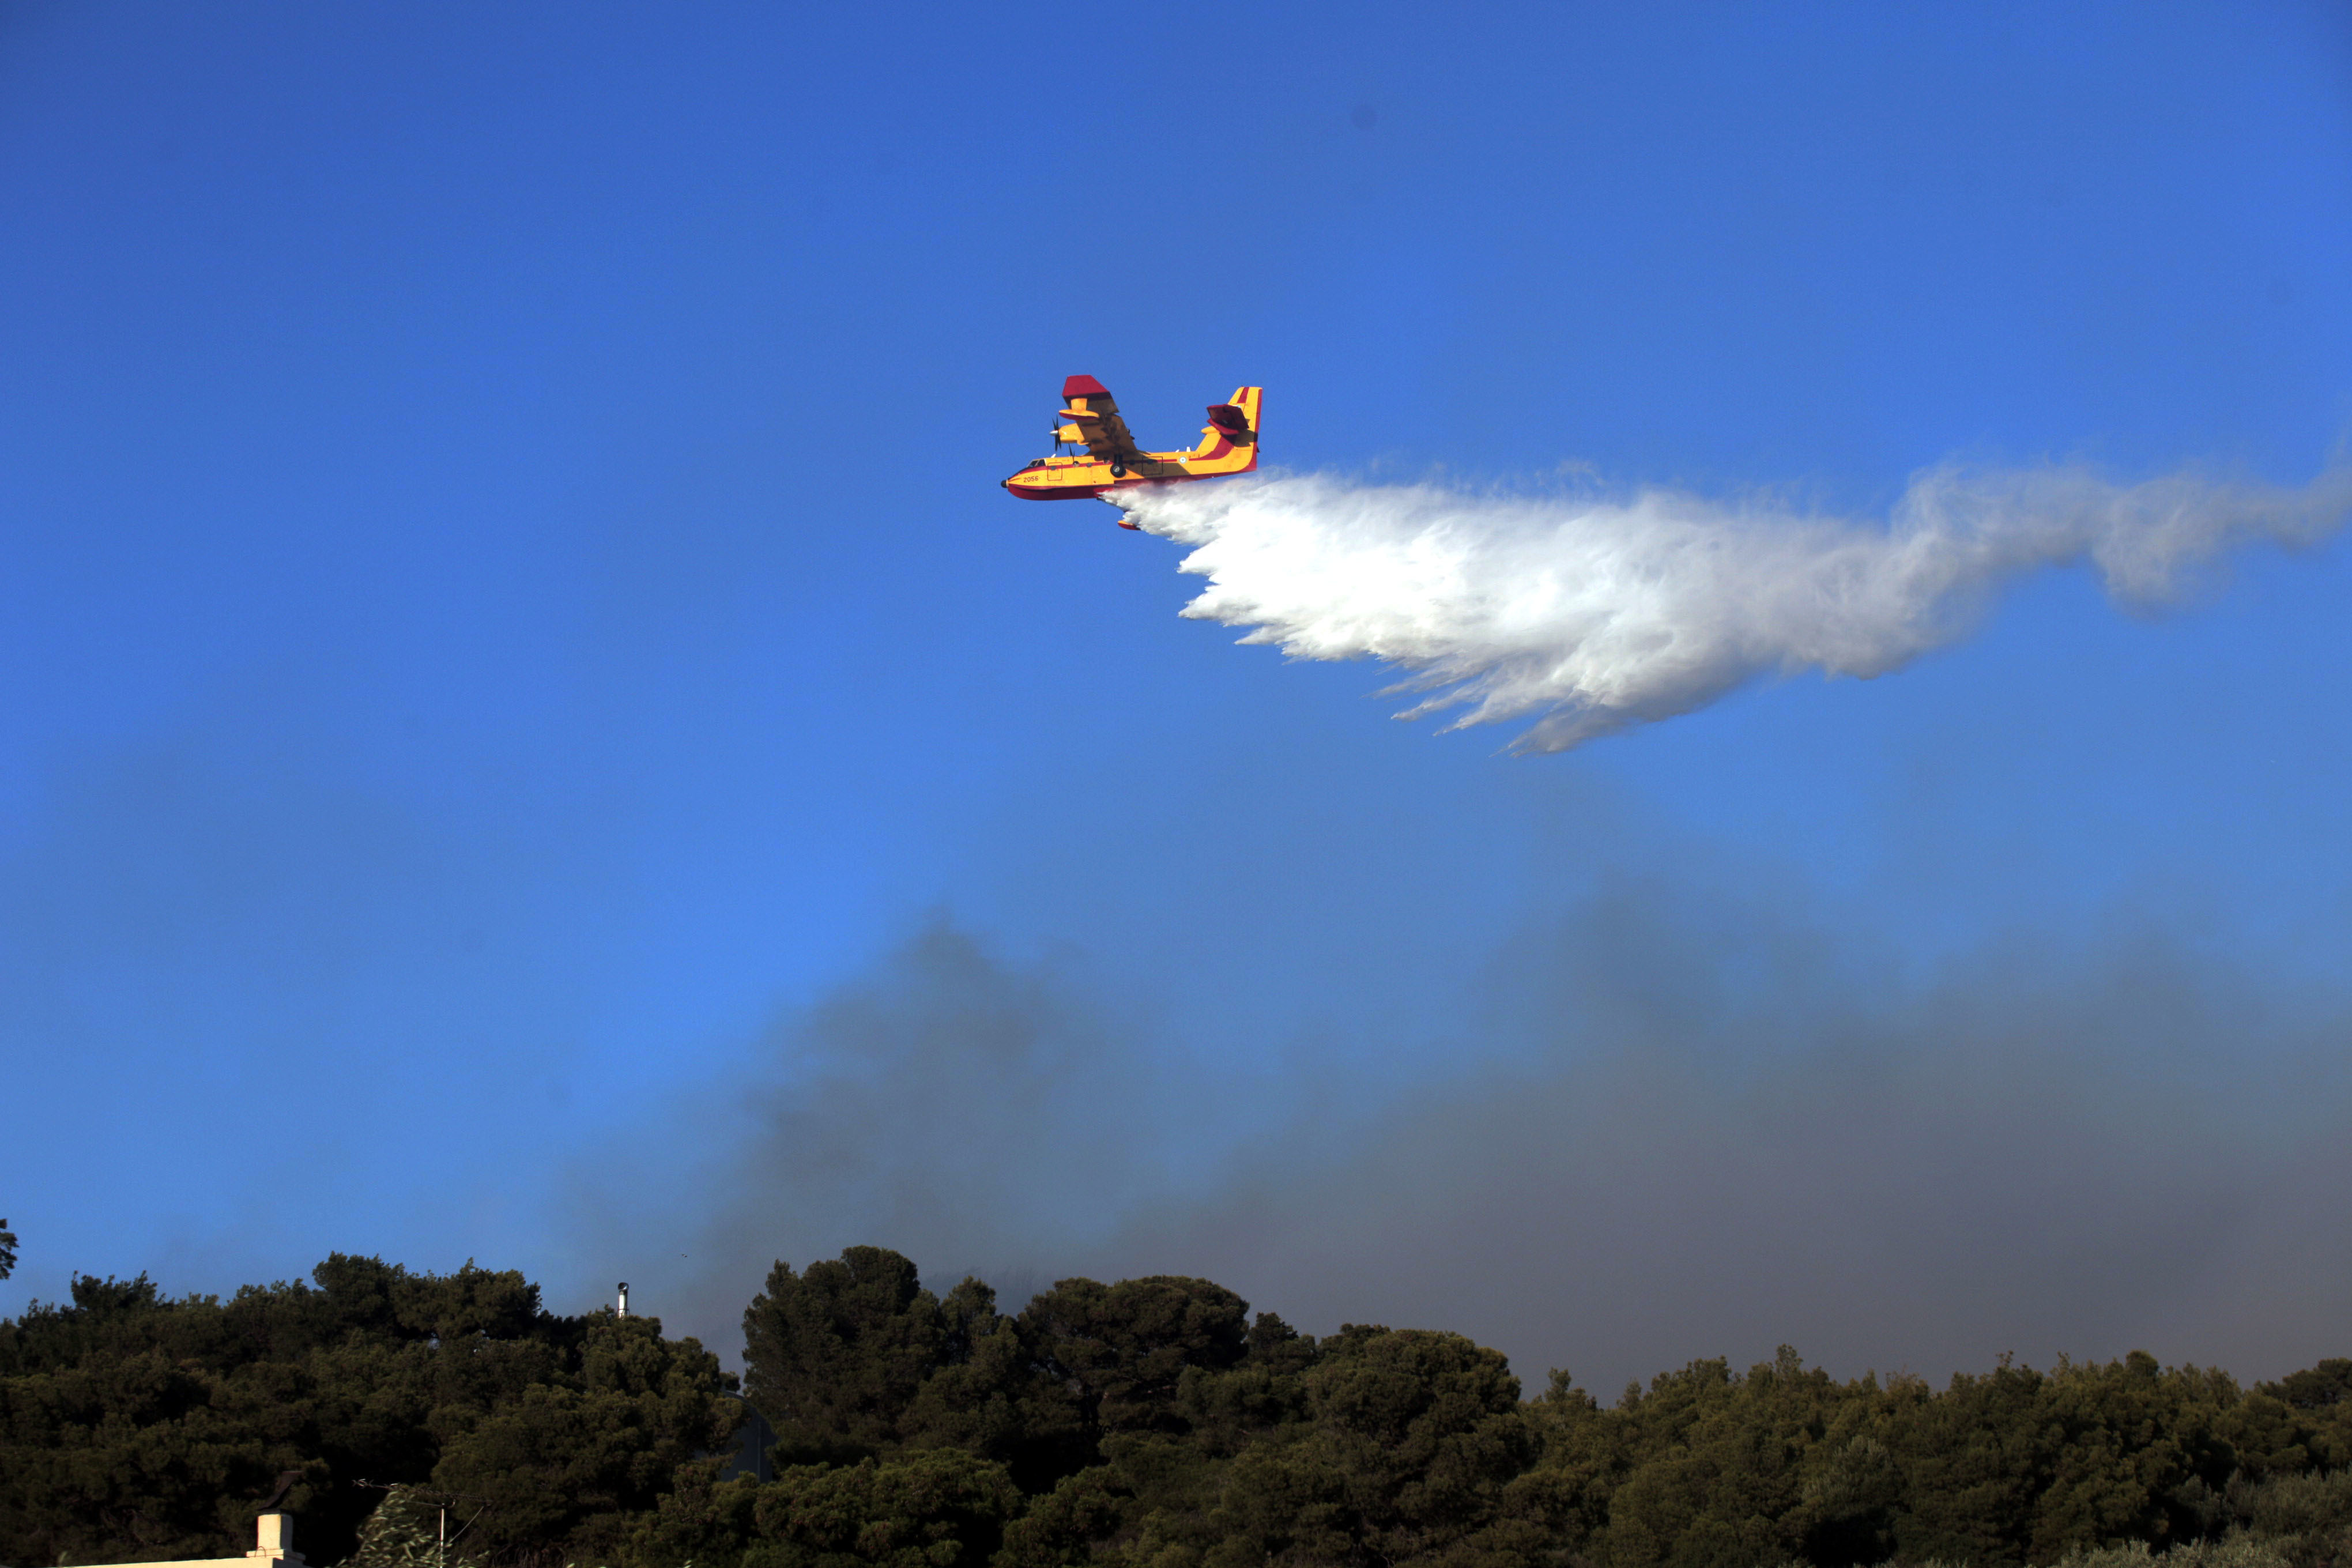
[1056,375,1143,465]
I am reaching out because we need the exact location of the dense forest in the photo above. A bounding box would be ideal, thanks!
[5,1246,2351,1568]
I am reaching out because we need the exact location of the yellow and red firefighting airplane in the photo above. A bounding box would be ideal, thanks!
[1002,377,1261,511]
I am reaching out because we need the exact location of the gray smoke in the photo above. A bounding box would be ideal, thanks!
[605,889,2352,1392]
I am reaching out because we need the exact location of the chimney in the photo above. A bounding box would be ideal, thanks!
[249,1514,306,1565]
[616,1282,630,1318]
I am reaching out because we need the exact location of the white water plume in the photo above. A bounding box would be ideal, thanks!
[1116,464,2352,752]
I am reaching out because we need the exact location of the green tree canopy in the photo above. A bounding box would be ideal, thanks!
[743,1246,954,1468]
[0,1256,733,1567]
[16,1242,2352,1568]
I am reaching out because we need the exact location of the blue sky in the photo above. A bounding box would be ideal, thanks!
[3,2,2350,1386]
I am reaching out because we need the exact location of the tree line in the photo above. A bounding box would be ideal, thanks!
[5,1245,2351,1568]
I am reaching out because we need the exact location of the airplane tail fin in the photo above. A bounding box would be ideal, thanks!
[1208,386,1260,438]
[1191,386,1261,469]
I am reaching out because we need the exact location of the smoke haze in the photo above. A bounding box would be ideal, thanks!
[608,883,2352,1395]
[1118,465,2352,751]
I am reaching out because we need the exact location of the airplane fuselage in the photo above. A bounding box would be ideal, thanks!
[1003,383,1260,502]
